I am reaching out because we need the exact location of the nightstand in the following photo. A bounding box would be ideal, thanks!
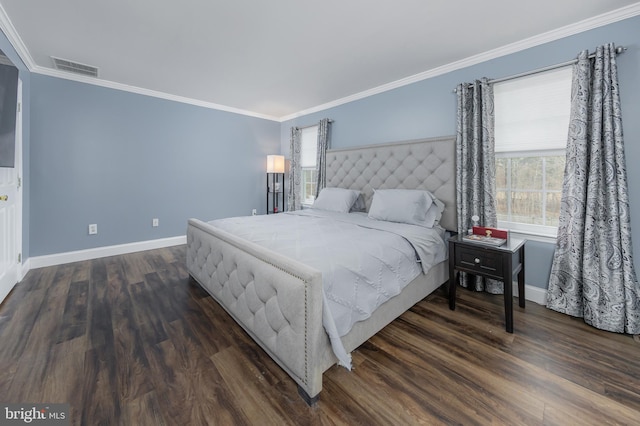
[448,235,526,333]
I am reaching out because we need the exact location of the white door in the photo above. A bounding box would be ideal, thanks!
[0,78,22,304]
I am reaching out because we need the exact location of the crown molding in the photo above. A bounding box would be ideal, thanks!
[279,2,640,122]
[0,3,279,121]
[0,3,36,69]
[31,65,280,121]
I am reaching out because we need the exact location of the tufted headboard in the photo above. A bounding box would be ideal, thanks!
[325,136,457,232]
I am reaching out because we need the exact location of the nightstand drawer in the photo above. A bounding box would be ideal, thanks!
[455,246,503,279]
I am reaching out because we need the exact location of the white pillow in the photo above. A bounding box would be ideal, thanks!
[368,189,444,228]
[312,188,361,213]
[368,189,428,224]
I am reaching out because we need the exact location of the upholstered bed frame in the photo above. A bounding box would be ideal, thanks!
[186,136,456,404]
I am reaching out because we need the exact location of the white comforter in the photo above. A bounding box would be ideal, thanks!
[208,209,447,368]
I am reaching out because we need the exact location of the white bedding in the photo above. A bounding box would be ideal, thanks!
[208,209,447,368]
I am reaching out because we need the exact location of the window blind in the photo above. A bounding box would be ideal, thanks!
[300,126,318,168]
[494,66,572,152]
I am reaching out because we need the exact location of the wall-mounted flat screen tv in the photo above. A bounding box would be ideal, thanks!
[0,50,18,169]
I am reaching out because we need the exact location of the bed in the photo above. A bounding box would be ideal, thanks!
[186,136,457,404]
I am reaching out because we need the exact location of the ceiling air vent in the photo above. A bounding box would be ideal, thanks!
[51,57,98,77]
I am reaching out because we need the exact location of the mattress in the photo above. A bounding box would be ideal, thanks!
[208,209,447,368]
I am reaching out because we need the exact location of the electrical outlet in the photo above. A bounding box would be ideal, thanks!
[252,209,257,216]
[88,224,97,235]
[152,218,159,227]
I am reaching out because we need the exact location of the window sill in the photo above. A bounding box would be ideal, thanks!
[497,221,557,244]
[507,229,556,244]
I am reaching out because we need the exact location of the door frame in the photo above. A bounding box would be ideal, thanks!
[15,76,22,280]
[0,76,22,304]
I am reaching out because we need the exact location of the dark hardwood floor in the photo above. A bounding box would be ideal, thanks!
[1,245,639,425]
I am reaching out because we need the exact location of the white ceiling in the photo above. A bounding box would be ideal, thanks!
[0,0,639,121]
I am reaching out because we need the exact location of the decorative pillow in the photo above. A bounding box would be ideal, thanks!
[312,188,361,213]
[368,189,428,224]
[423,195,445,227]
[350,193,367,212]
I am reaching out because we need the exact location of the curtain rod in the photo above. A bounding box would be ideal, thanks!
[455,45,626,91]
[294,119,334,131]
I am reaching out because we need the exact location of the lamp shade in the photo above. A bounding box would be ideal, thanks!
[266,155,285,173]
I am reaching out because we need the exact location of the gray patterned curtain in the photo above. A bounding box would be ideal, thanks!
[287,127,302,211]
[315,118,332,198]
[455,78,501,293]
[546,43,640,334]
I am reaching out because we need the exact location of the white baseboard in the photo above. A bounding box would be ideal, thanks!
[514,282,547,305]
[25,235,186,272]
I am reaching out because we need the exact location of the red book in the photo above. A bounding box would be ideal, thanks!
[472,226,508,239]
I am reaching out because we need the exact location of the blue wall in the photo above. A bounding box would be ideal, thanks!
[29,75,280,256]
[281,15,640,290]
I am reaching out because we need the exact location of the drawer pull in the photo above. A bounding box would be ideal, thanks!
[474,258,481,264]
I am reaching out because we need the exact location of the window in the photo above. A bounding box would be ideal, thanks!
[494,67,572,237]
[300,125,318,206]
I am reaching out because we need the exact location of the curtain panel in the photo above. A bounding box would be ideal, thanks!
[546,43,640,334]
[455,78,501,293]
[315,118,331,197]
[287,127,302,212]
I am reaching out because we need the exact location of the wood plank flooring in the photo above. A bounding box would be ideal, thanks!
[1,245,639,425]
